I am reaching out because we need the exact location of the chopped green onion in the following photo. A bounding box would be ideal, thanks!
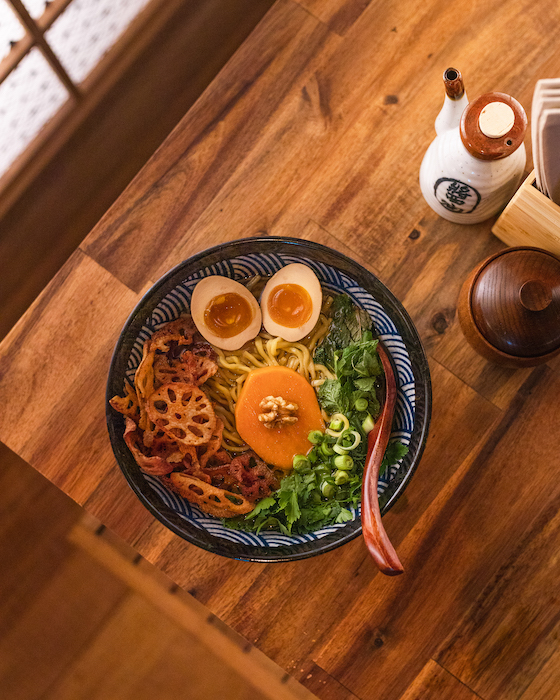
[354,397,368,412]
[325,413,350,437]
[308,430,323,445]
[334,454,354,470]
[338,429,361,451]
[334,470,350,485]
[333,443,350,455]
[320,442,335,457]
[362,414,375,434]
[321,481,336,498]
[293,454,310,472]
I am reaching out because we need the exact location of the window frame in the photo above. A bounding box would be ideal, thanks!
[0,0,177,219]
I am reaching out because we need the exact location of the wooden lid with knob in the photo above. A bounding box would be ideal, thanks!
[460,92,527,160]
[458,247,560,366]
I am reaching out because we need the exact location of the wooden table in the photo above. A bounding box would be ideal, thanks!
[2,1,560,698]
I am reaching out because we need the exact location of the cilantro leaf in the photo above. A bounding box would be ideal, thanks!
[380,441,409,475]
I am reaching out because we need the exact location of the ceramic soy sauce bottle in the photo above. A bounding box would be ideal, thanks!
[420,68,527,224]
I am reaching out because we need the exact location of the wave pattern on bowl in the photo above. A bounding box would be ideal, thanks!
[124,254,415,548]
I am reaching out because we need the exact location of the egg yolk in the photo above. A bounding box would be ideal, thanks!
[267,284,313,329]
[204,293,253,338]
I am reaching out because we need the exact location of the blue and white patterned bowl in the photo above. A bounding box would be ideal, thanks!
[106,237,431,562]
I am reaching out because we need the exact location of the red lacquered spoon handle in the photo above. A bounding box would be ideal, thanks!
[361,344,404,576]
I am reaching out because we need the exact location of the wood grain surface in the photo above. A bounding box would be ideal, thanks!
[2,1,560,699]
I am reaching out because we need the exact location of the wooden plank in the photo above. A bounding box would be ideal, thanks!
[41,591,273,700]
[0,443,81,639]
[299,661,362,700]
[0,549,128,699]
[435,492,560,699]
[78,0,560,341]
[398,660,482,700]
[295,0,373,35]
[312,366,560,700]
[0,252,141,501]
[41,594,179,700]
[518,643,560,700]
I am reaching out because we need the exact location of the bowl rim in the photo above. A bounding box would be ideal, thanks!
[106,236,432,562]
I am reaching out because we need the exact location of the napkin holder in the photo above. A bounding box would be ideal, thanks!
[492,170,560,256]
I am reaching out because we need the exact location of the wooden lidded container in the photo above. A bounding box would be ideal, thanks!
[458,246,560,367]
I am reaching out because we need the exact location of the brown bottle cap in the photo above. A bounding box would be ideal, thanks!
[460,92,527,160]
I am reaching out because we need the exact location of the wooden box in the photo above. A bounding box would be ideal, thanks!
[492,170,560,256]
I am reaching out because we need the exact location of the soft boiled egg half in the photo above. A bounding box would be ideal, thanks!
[190,276,262,350]
[260,263,322,342]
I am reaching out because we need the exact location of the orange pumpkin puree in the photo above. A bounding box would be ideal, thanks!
[235,366,325,470]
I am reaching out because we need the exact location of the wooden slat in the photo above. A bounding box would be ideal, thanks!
[398,660,482,700]
[36,0,73,31]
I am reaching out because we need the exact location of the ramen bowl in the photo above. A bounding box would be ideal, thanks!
[106,237,431,562]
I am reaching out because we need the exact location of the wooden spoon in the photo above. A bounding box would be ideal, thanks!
[361,342,404,575]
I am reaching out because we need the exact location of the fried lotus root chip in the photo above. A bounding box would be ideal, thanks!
[197,418,224,468]
[110,381,139,422]
[228,451,279,501]
[146,382,216,446]
[135,343,155,401]
[188,343,219,385]
[149,317,196,353]
[153,345,218,388]
[167,472,253,518]
[123,417,175,476]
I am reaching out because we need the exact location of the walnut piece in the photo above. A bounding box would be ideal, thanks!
[258,395,299,429]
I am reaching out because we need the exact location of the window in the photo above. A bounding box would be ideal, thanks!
[0,0,155,183]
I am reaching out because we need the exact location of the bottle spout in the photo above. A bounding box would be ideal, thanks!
[443,67,465,100]
[435,67,469,135]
